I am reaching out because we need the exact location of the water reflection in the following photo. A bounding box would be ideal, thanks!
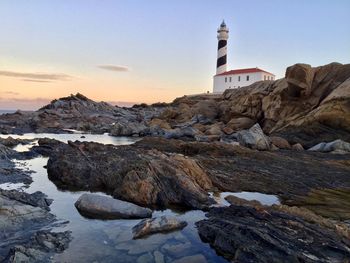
[0,134,227,263]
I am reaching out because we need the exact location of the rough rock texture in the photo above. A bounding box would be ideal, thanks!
[269,136,291,149]
[44,137,350,217]
[46,140,214,209]
[0,93,164,136]
[0,189,71,262]
[1,63,348,148]
[236,123,271,150]
[0,143,33,185]
[196,204,350,262]
[308,139,350,153]
[75,193,152,219]
[132,216,187,239]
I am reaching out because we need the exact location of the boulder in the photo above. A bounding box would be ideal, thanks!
[226,117,255,131]
[132,216,187,239]
[308,139,350,153]
[269,136,291,149]
[148,118,171,130]
[236,123,270,150]
[292,143,304,151]
[74,193,152,219]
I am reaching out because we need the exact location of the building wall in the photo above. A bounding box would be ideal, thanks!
[213,72,275,93]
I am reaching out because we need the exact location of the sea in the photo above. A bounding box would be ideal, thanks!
[0,109,16,115]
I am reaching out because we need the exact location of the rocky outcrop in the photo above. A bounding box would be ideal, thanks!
[74,193,152,219]
[46,140,214,210]
[0,93,164,136]
[0,189,71,262]
[196,204,350,262]
[132,216,187,239]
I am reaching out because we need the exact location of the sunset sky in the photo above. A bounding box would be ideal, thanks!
[1,0,350,110]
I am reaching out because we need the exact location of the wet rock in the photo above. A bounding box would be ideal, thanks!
[0,190,71,261]
[196,204,350,262]
[74,193,152,219]
[0,189,53,211]
[136,252,153,263]
[236,123,270,150]
[224,195,262,207]
[153,250,165,263]
[308,139,350,153]
[5,231,71,263]
[132,216,187,239]
[161,242,193,258]
[0,136,33,147]
[172,254,207,263]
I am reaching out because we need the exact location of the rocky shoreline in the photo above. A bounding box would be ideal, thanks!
[1,62,350,262]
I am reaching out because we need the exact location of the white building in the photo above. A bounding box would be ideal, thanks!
[213,68,275,93]
[213,21,275,93]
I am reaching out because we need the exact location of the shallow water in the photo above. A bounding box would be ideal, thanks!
[1,134,228,263]
[0,133,282,262]
[210,191,280,206]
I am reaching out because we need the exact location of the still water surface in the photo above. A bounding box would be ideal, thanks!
[0,133,279,262]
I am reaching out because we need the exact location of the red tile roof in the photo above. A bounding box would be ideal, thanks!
[215,67,275,76]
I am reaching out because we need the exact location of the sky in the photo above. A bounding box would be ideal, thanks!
[0,0,349,110]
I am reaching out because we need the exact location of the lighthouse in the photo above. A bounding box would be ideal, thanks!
[216,20,229,75]
[213,21,275,93]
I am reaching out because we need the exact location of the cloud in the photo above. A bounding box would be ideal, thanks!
[21,79,53,83]
[0,70,73,81]
[1,91,20,96]
[97,65,130,72]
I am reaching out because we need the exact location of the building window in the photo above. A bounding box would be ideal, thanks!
[225,77,227,83]
[229,77,232,82]
[264,75,266,80]
[238,76,240,81]
[246,75,249,81]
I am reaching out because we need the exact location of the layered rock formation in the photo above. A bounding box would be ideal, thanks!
[196,204,350,262]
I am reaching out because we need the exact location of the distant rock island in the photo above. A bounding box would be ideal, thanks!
[0,62,349,262]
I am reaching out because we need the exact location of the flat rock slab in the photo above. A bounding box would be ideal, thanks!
[74,193,152,219]
[132,216,187,239]
[196,205,350,262]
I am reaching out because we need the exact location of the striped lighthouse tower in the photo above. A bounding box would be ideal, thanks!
[216,20,229,75]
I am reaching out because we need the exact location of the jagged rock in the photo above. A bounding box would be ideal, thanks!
[74,193,152,219]
[308,139,350,153]
[196,205,350,262]
[0,137,33,147]
[0,189,52,211]
[47,140,213,209]
[132,216,187,239]
[236,123,270,150]
[0,190,70,261]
